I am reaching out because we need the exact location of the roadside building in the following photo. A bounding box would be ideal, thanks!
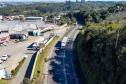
[10,34,28,41]
[19,15,25,21]
[28,30,42,36]
[0,66,11,80]
[0,67,6,79]
[26,17,43,21]
[0,33,10,44]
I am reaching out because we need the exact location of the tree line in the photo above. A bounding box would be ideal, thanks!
[75,3,126,84]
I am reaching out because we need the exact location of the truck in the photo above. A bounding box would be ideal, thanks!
[61,37,68,48]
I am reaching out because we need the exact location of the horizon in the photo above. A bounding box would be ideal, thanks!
[0,0,126,2]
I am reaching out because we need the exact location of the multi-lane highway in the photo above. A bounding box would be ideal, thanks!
[43,25,81,84]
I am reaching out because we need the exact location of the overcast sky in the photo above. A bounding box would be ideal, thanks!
[0,0,126,2]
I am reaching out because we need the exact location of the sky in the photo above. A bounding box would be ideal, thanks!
[0,0,126,2]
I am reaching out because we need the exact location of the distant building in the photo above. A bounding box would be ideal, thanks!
[0,3,7,8]
[76,0,78,3]
[81,0,85,3]
[26,17,43,21]
[0,33,10,44]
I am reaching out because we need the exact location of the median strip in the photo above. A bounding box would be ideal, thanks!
[32,35,60,84]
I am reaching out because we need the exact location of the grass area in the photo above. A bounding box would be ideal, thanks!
[32,35,60,84]
[12,58,26,76]
[0,79,11,84]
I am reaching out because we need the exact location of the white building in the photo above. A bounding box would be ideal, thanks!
[0,15,3,20]
[0,66,6,79]
[26,17,43,21]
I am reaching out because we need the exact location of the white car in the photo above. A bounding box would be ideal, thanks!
[2,54,11,58]
[1,57,8,61]
[0,59,3,64]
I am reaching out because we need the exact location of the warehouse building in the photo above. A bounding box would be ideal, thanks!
[26,17,43,21]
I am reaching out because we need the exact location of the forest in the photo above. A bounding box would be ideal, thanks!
[0,1,119,16]
[76,3,126,84]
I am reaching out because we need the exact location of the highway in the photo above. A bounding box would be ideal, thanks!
[43,25,80,84]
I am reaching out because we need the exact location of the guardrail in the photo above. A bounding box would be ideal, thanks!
[29,35,55,80]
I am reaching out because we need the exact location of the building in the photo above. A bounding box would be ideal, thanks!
[26,17,43,21]
[76,0,78,3]
[0,33,10,44]
[0,67,6,79]
[81,0,85,3]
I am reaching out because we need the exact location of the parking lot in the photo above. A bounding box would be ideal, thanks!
[0,23,67,74]
[0,36,45,73]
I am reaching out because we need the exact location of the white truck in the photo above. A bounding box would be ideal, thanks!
[61,37,68,48]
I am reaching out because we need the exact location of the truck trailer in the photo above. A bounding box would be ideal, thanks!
[61,37,68,48]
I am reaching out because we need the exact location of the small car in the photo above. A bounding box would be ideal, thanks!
[0,59,3,64]
[1,57,8,61]
[2,54,11,58]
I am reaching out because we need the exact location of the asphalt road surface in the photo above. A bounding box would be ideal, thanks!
[44,25,81,84]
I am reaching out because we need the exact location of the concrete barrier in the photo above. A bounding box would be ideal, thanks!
[29,35,55,80]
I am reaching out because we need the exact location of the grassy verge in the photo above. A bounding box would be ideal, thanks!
[32,35,60,84]
[11,58,26,76]
[0,80,11,84]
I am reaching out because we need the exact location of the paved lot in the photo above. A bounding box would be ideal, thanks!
[10,24,69,84]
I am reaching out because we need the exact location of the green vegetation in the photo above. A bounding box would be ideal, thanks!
[32,35,60,84]
[11,58,26,76]
[0,2,119,16]
[76,3,126,84]
[0,80,11,84]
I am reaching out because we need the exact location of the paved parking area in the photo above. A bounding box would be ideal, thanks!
[0,36,44,73]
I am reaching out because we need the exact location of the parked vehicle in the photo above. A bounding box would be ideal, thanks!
[0,59,3,64]
[2,54,11,58]
[1,57,8,61]
[61,37,68,48]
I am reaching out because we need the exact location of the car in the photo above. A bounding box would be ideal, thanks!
[2,54,11,58]
[1,57,8,61]
[3,42,8,46]
[0,59,3,64]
